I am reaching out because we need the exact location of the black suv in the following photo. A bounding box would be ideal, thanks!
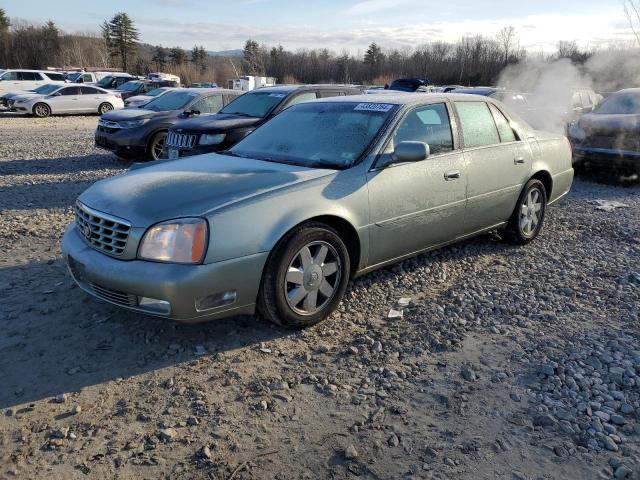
[164,84,362,159]
[116,80,179,100]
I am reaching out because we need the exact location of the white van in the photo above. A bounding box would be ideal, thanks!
[66,71,124,84]
[0,69,66,94]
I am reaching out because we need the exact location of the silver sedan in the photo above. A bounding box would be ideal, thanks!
[11,84,124,117]
[62,93,573,327]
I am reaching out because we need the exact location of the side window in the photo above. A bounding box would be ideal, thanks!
[44,72,65,81]
[80,86,99,95]
[19,72,41,81]
[1,71,18,80]
[83,74,93,82]
[191,95,223,114]
[283,91,317,109]
[392,103,454,155]
[455,101,500,148]
[319,91,342,98]
[489,104,517,143]
[60,87,80,96]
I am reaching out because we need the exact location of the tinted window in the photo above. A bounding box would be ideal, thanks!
[319,91,343,98]
[1,71,18,80]
[145,90,200,111]
[96,76,114,88]
[146,88,168,97]
[230,102,395,169]
[595,91,640,115]
[392,103,453,155]
[36,84,61,95]
[60,87,80,96]
[220,91,287,118]
[283,92,318,109]
[455,102,500,148]
[19,72,41,81]
[80,86,100,94]
[44,72,65,81]
[489,104,516,143]
[389,79,424,92]
[191,95,223,114]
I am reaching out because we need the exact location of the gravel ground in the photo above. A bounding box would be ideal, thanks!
[0,114,639,480]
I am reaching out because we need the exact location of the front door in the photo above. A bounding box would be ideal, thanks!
[366,102,467,266]
[455,101,532,233]
[51,86,82,113]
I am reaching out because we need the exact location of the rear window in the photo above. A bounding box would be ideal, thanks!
[220,91,288,118]
[455,101,500,148]
[595,92,640,115]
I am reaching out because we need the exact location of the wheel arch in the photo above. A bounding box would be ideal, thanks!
[530,169,553,198]
[32,101,51,116]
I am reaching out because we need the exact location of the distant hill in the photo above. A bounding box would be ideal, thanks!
[208,49,243,57]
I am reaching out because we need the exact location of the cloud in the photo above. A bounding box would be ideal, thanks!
[344,0,419,16]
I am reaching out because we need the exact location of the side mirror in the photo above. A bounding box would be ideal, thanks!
[391,141,430,164]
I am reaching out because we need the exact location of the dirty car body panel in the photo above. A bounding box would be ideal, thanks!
[62,93,573,323]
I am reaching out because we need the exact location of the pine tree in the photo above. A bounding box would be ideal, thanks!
[103,12,139,71]
[0,8,10,67]
[152,45,167,71]
[169,46,187,65]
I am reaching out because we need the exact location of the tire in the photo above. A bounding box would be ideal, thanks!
[148,131,167,160]
[504,178,547,244]
[32,103,51,118]
[98,102,113,115]
[258,222,351,328]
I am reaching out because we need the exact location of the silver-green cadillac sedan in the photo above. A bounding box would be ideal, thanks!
[62,93,573,328]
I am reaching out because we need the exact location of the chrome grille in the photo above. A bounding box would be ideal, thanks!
[88,282,137,307]
[166,131,197,149]
[75,202,131,256]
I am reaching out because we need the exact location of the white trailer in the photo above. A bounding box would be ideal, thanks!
[228,76,276,91]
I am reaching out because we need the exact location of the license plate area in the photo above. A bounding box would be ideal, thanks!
[168,148,179,160]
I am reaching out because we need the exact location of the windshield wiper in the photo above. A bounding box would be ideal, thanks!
[219,150,250,159]
[221,111,254,117]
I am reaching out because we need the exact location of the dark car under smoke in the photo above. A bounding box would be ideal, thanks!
[569,88,640,174]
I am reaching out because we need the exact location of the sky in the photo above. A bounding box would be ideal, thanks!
[4,0,635,53]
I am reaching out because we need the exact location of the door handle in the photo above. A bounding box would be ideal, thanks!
[514,157,525,165]
[444,170,461,181]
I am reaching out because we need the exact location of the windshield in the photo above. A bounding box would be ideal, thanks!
[228,102,396,169]
[35,84,61,95]
[144,90,198,111]
[145,87,168,97]
[219,91,288,118]
[67,72,82,82]
[97,76,114,88]
[595,92,640,115]
[119,81,142,92]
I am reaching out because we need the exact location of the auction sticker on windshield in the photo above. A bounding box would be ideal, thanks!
[269,93,286,98]
[354,103,394,113]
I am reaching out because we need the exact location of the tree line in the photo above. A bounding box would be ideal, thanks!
[0,8,625,88]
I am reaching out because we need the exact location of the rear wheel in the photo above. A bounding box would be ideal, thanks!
[504,179,547,244]
[148,131,167,160]
[33,103,51,118]
[258,223,350,328]
[98,102,113,115]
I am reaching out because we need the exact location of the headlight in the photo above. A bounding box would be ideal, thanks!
[117,119,149,129]
[199,133,226,146]
[568,123,586,142]
[138,218,208,264]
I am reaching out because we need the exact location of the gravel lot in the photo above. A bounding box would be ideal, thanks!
[0,114,639,480]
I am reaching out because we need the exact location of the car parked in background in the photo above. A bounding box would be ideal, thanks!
[386,78,430,92]
[116,80,179,100]
[66,71,123,84]
[124,87,176,108]
[96,74,134,90]
[95,88,241,160]
[0,69,66,94]
[569,88,640,174]
[3,83,63,110]
[63,93,573,327]
[11,84,123,117]
[164,84,361,159]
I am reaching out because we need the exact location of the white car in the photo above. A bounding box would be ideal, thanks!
[11,85,124,117]
[124,87,176,108]
[2,83,62,109]
[0,69,66,94]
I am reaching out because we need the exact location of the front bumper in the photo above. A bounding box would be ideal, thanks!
[61,224,268,323]
[95,128,147,157]
[163,143,223,159]
[572,146,640,171]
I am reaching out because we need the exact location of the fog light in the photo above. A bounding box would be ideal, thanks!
[195,290,237,312]
[138,297,171,315]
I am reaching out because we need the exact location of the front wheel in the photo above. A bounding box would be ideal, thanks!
[258,223,351,328]
[148,131,167,160]
[504,179,547,244]
[33,103,51,118]
[98,102,113,115]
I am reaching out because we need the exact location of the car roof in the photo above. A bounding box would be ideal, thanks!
[313,92,499,106]
[250,84,361,94]
[178,87,239,95]
[452,87,498,96]
[4,69,60,73]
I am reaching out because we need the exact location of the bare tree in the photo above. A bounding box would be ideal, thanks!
[624,0,640,48]
[497,26,516,65]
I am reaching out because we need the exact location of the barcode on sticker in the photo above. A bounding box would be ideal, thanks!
[354,103,394,113]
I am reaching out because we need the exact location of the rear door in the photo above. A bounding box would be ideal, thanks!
[366,102,468,265]
[456,100,531,233]
[79,86,102,112]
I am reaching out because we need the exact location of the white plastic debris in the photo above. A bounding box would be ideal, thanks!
[397,297,412,307]
[592,200,630,212]
[387,309,404,319]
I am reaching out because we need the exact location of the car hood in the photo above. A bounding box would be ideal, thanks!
[79,154,335,226]
[171,113,262,133]
[12,93,43,102]
[100,108,176,122]
[578,113,640,135]
[127,95,152,103]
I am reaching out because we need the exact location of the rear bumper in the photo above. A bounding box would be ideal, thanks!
[61,224,268,323]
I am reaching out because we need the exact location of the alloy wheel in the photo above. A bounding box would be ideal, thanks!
[151,133,166,160]
[284,241,342,315]
[519,187,544,236]
[100,103,113,114]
